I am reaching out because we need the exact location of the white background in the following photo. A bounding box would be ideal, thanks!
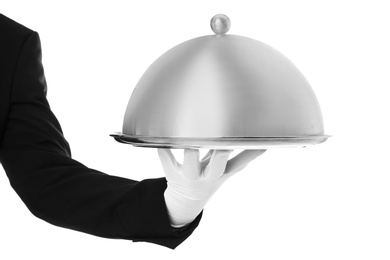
[1,0,389,259]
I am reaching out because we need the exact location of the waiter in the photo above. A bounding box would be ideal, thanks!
[0,14,265,249]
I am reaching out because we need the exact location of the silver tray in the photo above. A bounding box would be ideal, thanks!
[110,133,330,149]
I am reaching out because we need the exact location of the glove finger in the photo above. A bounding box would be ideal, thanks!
[182,149,201,180]
[224,149,266,176]
[200,149,213,168]
[204,150,233,180]
[158,149,181,175]
[201,150,213,161]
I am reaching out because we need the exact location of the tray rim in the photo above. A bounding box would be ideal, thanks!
[110,133,330,149]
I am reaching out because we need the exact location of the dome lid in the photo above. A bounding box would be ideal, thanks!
[111,14,329,149]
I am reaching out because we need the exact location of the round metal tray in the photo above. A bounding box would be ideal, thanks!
[110,133,330,149]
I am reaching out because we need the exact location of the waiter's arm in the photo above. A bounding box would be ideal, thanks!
[0,30,201,249]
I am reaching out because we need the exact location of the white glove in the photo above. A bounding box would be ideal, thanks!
[158,148,266,228]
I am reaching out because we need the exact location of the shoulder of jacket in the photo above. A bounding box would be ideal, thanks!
[0,14,38,142]
[0,14,35,43]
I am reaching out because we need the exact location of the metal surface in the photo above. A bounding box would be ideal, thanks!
[112,15,329,149]
[111,133,330,149]
[210,14,231,35]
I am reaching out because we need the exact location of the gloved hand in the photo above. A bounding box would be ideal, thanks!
[158,148,266,228]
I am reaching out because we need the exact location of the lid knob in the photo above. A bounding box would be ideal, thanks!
[210,14,231,35]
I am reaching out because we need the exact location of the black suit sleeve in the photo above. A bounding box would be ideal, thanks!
[0,31,201,249]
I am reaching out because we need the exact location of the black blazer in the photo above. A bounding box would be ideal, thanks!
[0,14,201,249]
